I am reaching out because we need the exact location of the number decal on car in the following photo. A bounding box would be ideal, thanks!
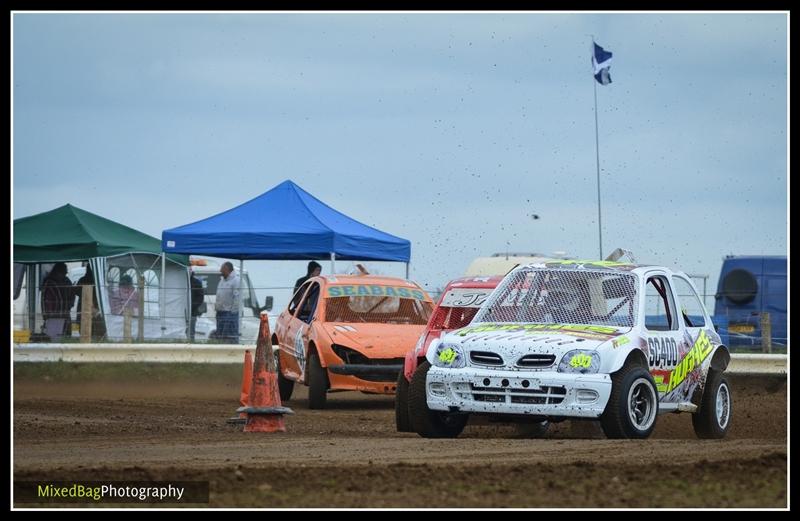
[438,347,457,365]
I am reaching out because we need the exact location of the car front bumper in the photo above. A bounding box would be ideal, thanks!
[327,363,403,381]
[425,366,613,418]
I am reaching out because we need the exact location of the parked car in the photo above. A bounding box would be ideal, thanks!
[713,255,787,347]
[395,275,503,432]
[408,260,732,440]
[273,274,434,409]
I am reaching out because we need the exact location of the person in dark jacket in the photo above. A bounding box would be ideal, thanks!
[189,270,205,341]
[293,261,322,302]
[41,262,75,339]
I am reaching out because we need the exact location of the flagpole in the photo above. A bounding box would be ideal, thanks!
[591,37,604,260]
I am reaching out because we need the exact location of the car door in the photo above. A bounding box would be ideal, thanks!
[280,281,322,383]
[641,272,684,400]
[671,274,714,402]
[277,281,311,381]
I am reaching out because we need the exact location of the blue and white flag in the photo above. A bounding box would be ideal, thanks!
[592,42,613,85]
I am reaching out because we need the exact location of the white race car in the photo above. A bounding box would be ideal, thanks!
[408,260,732,439]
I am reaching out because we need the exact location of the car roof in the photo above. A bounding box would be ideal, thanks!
[515,261,697,282]
[190,257,250,274]
[443,275,504,290]
[317,274,423,288]
[518,260,652,272]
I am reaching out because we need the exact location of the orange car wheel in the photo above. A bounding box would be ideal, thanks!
[275,351,294,403]
[308,352,329,410]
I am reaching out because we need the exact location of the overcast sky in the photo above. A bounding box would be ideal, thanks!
[12,12,788,310]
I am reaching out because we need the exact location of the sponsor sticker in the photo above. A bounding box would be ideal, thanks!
[456,323,620,339]
[569,353,594,369]
[441,288,493,308]
[664,330,714,393]
[326,285,427,300]
[438,347,457,365]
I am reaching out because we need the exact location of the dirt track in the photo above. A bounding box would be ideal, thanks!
[13,366,787,508]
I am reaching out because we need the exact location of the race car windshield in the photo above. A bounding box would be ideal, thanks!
[325,296,433,325]
[429,306,480,331]
[473,268,638,328]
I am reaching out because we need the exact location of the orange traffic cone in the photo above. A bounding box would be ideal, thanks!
[239,350,253,418]
[226,349,254,425]
[239,314,293,432]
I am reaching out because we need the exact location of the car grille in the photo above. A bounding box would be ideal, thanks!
[516,354,556,368]
[351,367,403,383]
[469,351,504,366]
[460,384,567,405]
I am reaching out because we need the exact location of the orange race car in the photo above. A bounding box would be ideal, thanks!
[273,274,434,409]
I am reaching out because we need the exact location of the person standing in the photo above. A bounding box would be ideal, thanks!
[189,270,205,342]
[293,261,322,295]
[215,261,240,343]
[112,274,139,315]
[76,265,106,340]
[41,262,75,339]
[292,261,322,308]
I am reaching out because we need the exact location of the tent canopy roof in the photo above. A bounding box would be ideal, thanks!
[161,180,411,262]
[14,204,188,265]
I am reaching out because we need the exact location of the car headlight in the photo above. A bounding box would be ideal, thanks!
[558,350,601,374]
[432,343,466,369]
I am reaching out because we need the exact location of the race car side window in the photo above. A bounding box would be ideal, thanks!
[672,276,707,328]
[297,283,321,324]
[645,276,678,331]
[288,282,311,316]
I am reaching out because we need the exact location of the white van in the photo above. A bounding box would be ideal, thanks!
[190,258,274,343]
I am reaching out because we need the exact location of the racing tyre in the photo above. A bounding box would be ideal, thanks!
[275,351,294,403]
[307,352,329,410]
[395,371,412,432]
[408,361,467,438]
[514,420,550,439]
[601,364,659,439]
[692,371,732,439]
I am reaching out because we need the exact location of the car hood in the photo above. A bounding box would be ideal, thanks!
[441,322,631,363]
[321,322,427,358]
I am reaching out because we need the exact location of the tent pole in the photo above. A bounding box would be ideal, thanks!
[330,252,336,274]
[238,259,244,344]
[160,253,166,337]
[27,265,37,332]
[405,262,410,279]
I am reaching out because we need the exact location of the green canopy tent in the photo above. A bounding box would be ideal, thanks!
[14,204,190,341]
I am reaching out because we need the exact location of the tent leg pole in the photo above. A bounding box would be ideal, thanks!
[405,262,409,279]
[238,259,244,345]
[27,265,37,332]
[330,252,336,275]
[160,253,166,337]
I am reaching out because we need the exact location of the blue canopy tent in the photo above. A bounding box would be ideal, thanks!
[162,180,412,342]
[162,180,411,269]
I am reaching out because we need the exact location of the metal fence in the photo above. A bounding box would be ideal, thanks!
[13,284,297,345]
[14,282,787,352]
[709,311,786,353]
